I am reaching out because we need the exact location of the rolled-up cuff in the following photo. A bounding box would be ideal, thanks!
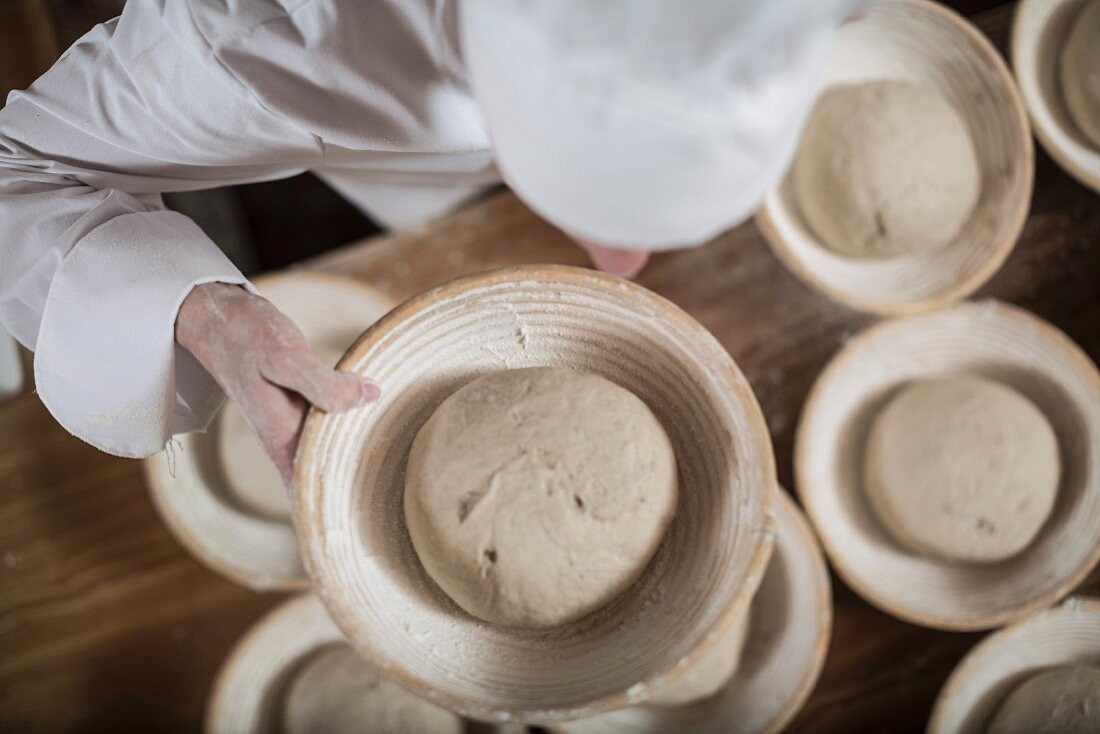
[34,210,253,458]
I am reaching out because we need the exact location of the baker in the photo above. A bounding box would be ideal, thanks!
[0,0,859,482]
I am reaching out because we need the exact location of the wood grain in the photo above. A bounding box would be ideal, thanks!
[0,4,1098,733]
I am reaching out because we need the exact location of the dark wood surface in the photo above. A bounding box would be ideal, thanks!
[1,4,1099,734]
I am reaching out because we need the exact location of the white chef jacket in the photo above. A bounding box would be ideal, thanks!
[0,0,497,458]
[462,0,858,249]
[0,0,853,459]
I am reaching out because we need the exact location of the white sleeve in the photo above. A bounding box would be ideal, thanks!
[0,6,322,458]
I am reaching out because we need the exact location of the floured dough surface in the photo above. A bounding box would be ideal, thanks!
[281,645,463,734]
[647,609,751,707]
[405,367,678,628]
[986,666,1100,734]
[218,402,290,521]
[793,81,981,259]
[864,376,1060,563]
[1061,0,1100,149]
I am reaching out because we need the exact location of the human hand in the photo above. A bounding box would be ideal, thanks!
[175,283,378,487]
[573,237,651,279]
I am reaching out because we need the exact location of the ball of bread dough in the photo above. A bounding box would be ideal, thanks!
[987,666,1100,734]
[647,610,751,707]
[793,81,981,259]
[218,402,290,521]
[1061,0,1100,149]
[864,376,1060,563]
[282,645,463,734]
[405,367,678,628]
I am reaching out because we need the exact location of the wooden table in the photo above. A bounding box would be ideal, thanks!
[1,5,1098,733]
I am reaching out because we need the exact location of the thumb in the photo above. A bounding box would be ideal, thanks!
[260,339,381,413]
[577,241,651,279]
[272,354,380,413]
[309,368,380,413]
